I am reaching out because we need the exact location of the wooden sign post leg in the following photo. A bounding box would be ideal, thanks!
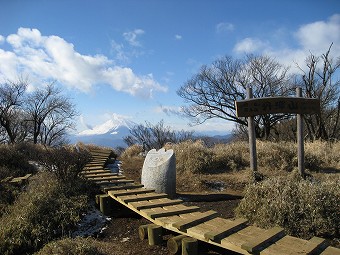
[296,87,305,178]
[247,87,258,175]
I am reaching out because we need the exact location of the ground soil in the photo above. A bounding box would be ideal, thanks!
[95,196,243,255]
[92,157,245,255]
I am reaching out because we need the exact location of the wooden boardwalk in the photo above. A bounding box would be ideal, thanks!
[82,149,340,255]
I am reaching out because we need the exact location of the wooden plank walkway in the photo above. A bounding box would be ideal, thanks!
[82,149,340,255]
[1,174,32,184]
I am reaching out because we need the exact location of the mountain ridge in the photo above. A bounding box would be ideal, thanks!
[69,114,232,148]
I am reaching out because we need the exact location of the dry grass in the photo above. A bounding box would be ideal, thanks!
[120,144,143,159]
[122,140,340,193]
[235,172,340,240]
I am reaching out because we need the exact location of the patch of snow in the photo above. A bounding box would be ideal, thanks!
[72,202,111,237]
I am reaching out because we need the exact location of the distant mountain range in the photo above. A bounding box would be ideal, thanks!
[69,114,232,148]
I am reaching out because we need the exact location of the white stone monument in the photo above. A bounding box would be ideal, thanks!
[141,148,176,198]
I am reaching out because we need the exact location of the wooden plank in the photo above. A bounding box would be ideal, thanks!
[21,174,32,179]
[321,246,340,255]
[130,198,183,210]
[300,237,328,255]
[83,172,117,178]
[119,193,168,203]
[85,162,106,166]
[88,175,126,181]
[81,170,112,175]
[95,179,134,185]
[1,176,13,183]
[221,225,265,248]
[235,97,320,117]
[142,205,200,219]
[172,210,218,232]
[108,188,155,197]
[83,166,105,170]
[241,226,285,253]
[261,235,308,255]
[102,184,144,192]
[204,218,248,242]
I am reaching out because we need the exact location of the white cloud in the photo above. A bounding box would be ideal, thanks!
[295,14,340,55]
[216,22,234,33]
[175,34,182,40]
[0,27,167,98]
[0,35,4,44]
[123,29,145,47]
[111,39,127,62]
[233,37,267,54]
[154,105,183,117]
[233,14,340,71]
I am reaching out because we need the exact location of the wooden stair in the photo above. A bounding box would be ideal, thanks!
[82,149,340,255]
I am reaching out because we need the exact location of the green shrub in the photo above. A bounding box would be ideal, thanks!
[35,237,100,255]
[0,172,90,255]
[235,173,340,239]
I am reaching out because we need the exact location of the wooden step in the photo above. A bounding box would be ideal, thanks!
[261,235,330,255]
[203,218,248,242]
[172,210,218,232]
[141,204,200,220]
[101,184,144,192]
[95,179,135,185]
[88,175,126,181]
[83,172,117,178]
[129,198,183,210]
[118,193,169,203]
[320,246,340,255]
[108,188,155,197]
[81,170,112,175]
[83,166,105,170]
[241,226,285,253]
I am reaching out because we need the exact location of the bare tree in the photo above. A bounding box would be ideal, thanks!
[25,82,78,145]
[124,120,194,150]
[177,55,293,139]
[296,43,340,141]
[0,79,27,143]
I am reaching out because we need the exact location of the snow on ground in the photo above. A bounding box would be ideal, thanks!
[72,158,123,237]
[72,202,111,237]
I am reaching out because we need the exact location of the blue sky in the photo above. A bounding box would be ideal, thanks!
[0,0,339,134]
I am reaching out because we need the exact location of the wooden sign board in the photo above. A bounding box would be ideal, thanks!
[235,97,320,117]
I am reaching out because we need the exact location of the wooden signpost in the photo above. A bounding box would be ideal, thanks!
[235,87,321,177]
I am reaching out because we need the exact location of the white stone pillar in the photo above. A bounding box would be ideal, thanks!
[141,148,176,198]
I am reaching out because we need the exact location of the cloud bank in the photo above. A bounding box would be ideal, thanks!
[233,14,340,69]
[0,27,167,98]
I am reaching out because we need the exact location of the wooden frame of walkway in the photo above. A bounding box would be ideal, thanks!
[81,149,340,255]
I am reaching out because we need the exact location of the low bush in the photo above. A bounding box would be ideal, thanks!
[37,145,91,190]
[235,172,340,239]
[0,144,36,179]
[35,237,100,255]
[0,181,21,217]
[0,171,90,255]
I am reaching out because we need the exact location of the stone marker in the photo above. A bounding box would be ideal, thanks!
[141,148,176,198]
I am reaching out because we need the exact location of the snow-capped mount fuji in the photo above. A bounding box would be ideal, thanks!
[71,114,137,148]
